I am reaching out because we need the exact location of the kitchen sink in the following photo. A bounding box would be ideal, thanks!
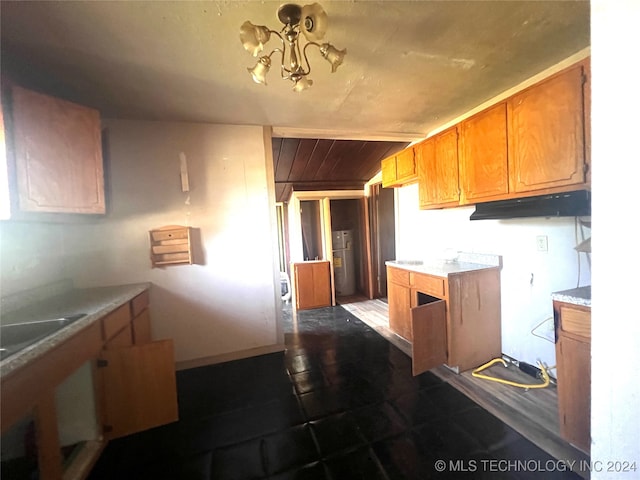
[0,313,87,360]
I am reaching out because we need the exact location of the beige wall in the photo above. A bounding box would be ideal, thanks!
[1,121,284,364]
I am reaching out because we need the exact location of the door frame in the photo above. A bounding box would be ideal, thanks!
[287,190,365,306]
[367,181,396,299]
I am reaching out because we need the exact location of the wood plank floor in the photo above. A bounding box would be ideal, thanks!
[340,298,590,478]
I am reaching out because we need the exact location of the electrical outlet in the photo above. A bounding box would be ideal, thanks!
[536,235,548,252]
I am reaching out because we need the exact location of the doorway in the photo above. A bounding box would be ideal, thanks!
[369,183,395,299]
[300,200,323,260]
[329,199,365,302]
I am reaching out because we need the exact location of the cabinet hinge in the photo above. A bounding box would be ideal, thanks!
[97,359,108,368]
[583,163,589,175]
[103,425,113,434]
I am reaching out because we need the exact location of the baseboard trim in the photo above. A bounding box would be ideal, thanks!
[175,343,286,371]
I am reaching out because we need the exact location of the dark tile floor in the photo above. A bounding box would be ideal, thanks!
[88,304,580,479]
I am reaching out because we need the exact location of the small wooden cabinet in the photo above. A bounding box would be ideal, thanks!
[387,265,501,375]
[459,102,509,204]
[416,127,460,209]
[381,148,417,188]
[150,225,193,267]
[293,261,332,310]
[554,300,591,453]
[8,85,106,214]
[508,62,588,194]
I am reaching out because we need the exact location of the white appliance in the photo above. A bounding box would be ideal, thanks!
[332,230,355,296]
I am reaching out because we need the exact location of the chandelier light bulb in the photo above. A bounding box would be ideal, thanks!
[293,76,314,92]
[247,56,271,85]
[239,3,346,91]
[320,43,346,73]
[240,21,272,57]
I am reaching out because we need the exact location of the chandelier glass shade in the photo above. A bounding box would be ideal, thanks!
[239,3,346,91]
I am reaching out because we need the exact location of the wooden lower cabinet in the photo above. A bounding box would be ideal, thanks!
[387,267,412,341]
[411,299,447,376]
[98,291,178,441]
[0,289,178,480]
[99,340,178,440]
[554,301,591,453]
[387,265,501,375]
[293,261,332,310]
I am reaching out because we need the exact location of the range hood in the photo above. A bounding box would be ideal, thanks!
[470,190,591,220]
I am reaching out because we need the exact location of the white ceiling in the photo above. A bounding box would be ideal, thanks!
[1,1,590,142]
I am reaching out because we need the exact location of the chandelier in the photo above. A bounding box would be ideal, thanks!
[239,2,347,92]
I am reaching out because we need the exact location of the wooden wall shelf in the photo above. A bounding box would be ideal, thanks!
[149,226,193,267]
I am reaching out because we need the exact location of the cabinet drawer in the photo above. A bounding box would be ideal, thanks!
[411,273,445,298]
[150,228,188,242]
[131,290,150,317]
[560,306,591,339]
[388,267,410,286]
[102,304,131,341]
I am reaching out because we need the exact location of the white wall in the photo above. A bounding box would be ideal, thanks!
[4,120,283,364]
[0,221,70,295]
[591,0,640,474]
[395,183,590,368]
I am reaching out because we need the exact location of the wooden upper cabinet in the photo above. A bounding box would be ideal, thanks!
[416,138,436,207]
[10,85,105,214]
[459,102,509,204]
[508,63,588,194]
[417,127,460,209]
[395,148,416,183]
[381,156,397,188]
[582,58,591,184]
[381,148,417,188]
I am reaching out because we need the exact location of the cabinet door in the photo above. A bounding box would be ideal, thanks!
[381,156,397,188]
[417,128,460,208]
[509,65,586,193]
[294,261,331,310]
[99,340,178,440]
[388,280,412,341]
[556,334,590,452]
[395,148,416,184]
[411,300,447,375]
[459,103,509,203]
[416,138,436,208]
[434,127,460,205]
[10,86,105,214]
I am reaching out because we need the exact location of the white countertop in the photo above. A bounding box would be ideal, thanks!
[1,283,150,378]
[386,252,501,277]
[551,286,591,307]
[386,260,499,277]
